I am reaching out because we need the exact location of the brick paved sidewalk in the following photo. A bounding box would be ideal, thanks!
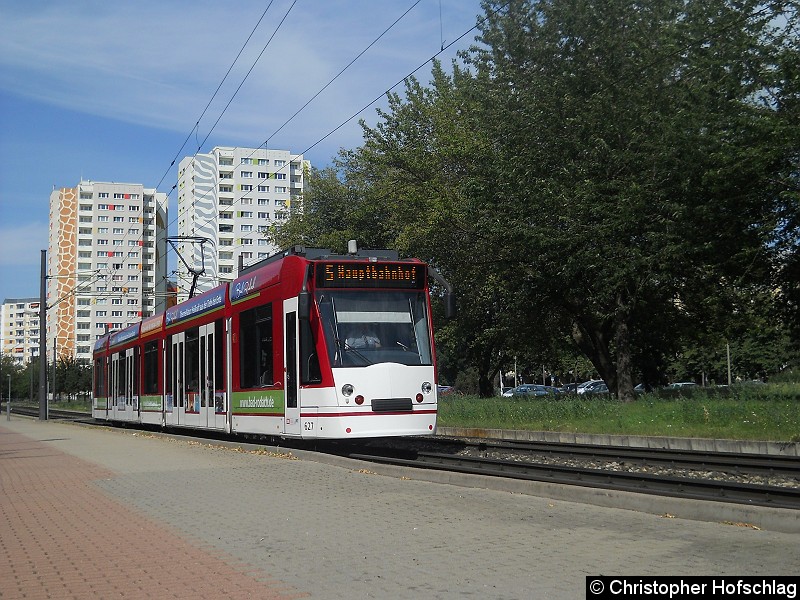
[0,426,306,600]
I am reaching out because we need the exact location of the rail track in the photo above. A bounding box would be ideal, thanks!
[347,447,800,509]
[4,405,91,422]
[452,437,800,479]
[324,437,800,510]
[7,406,799,509]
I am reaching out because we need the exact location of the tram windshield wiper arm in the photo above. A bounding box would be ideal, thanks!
[342,341,373,365]
[396,341,419,355]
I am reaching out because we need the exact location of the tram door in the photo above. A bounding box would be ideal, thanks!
[110,348,137,421]
[127,347,140,421]
[283,298,301,436]
[200,321,224,429]
[169,333,185,426]
[182,327,202,427]
[95,357,109,419]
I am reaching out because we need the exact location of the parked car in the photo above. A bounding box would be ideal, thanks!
[583,382,609,394]
[666,382,697,389]
[505,384,560,398]
[576,380,606,395]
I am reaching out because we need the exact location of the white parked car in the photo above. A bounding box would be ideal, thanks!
[576,380,606,395]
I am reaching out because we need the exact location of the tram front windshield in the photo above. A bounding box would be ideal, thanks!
[317,291,433,367]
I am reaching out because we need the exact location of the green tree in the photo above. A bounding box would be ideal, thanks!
[21,359,40,402]
[54,355,92,402]
[670,287,797,383]
[0,355,40,403]
[0,355,20,403]
[461,0,799,399]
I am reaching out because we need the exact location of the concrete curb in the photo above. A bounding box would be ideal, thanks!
[436,427,800,456]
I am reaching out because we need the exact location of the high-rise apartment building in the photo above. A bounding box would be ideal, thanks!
[48,181,168,361]
[1,298,41,365]
[177,146,308,299]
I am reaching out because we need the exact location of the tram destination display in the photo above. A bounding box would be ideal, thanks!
[316,262,426,289]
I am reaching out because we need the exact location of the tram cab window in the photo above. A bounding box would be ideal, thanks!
[240,303,273,388]
[318,291,433,367]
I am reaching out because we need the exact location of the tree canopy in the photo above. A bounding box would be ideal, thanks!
[273,0,800,397]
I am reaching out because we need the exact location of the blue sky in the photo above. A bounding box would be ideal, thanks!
[0,0,483,303]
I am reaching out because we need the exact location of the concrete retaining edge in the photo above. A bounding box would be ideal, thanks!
[436,427,800,456]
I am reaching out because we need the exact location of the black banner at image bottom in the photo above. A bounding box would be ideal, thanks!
[586,576,797,600]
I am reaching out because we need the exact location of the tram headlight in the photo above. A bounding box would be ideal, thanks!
[421,382,433,394]
[342,383,354,397]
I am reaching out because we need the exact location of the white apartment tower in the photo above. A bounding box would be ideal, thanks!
[1,298,41,365]
[48,181,168,361]
[177,146,308,299]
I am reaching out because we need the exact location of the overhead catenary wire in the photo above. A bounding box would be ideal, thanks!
[164,0,435,282]
[168,0,430,231]
[152,0,280,193]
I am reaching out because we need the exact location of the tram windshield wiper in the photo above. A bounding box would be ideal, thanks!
[396,341,420,355]
[341,340,374,365]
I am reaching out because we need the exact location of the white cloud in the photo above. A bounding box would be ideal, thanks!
[0,0,481,148]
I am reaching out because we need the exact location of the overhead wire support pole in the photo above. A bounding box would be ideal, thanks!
[38,249,47,421]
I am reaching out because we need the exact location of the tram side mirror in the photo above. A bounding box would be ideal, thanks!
[298,291,311,321]
[444,292,456,319]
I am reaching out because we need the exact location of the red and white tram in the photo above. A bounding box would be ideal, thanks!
[92,245,454,439]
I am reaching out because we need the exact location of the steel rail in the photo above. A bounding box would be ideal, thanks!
[353,436,800,479]
[463,439,800,478]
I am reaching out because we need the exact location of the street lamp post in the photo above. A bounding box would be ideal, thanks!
[6,374,10,421]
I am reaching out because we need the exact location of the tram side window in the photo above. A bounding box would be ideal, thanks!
[165,335,172,396]
[185,327,200,392]
[215,320,224,389]
[143,340,158,394]
[300,319,321,384]
[240,303,273,388]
